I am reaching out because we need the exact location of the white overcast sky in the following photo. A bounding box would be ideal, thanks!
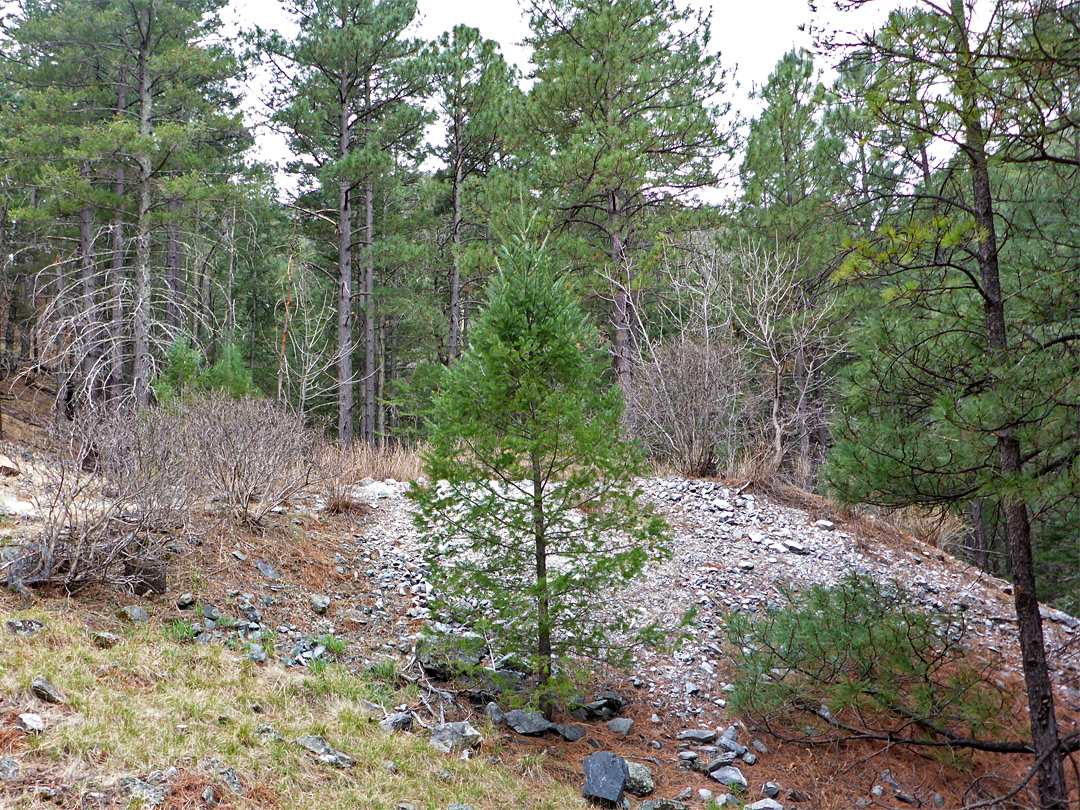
[221,0,890,193]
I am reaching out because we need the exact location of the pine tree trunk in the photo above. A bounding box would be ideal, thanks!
[607,191,633,387]
[164,199,183,337]
[107,165,127,401]
[531,453,552,716]
[77,162,98,401]
[336,68,355,448]
[448,117,463,362]
[952,1,1066,803]
[131,3,155,408]
[363,178,375,445]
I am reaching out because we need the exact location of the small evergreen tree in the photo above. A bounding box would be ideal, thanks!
[410,234,668,709]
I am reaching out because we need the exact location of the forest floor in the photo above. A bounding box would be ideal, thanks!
[0,381,1078,810]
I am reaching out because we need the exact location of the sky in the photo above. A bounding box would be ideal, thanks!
[221,0,888,193]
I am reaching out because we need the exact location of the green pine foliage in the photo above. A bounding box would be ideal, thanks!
[724,573,1012,750]
[409,234,669,706]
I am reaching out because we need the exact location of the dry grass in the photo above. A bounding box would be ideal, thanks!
[317,442,422,515]
[882,504,970,551]
[0,604,587,810]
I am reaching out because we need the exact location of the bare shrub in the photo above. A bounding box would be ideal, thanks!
[181,393,317,525]
[626,335,761,477]
[6,406,180,593]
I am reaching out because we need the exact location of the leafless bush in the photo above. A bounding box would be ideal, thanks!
[181,393,317,525]
[6,406,178,593]
[625,335,762,477]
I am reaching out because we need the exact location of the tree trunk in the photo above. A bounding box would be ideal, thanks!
[336,67,355,448]
[448,116,464,362]
[531,452,552,716]
[164,199,183,337]
[77,161,98,401]
[107,165,127,401]
[952,1,1067,804]
[131,3,155,408]
[608,191,633,388]
[362,178,375,445]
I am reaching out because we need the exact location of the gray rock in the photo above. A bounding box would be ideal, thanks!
[484,701,505,726]
[717,737,747,756]
[606,717,633,735]
[697,788,714,803]
[295,735,355,768]
[177,593,195,610]
[118,605,148,624]
[447,805,474,810]
[31,675,62,704]
[741,751,757,765]
[429,721,482,754]
[504,709,553,736]
[0,757,19,780]
[638,800,689,810]
[380,712,413,734]
[309,594,331,614]
[124,557,166,595]
[751,739,768,754]
[122,777,167,806]
[677,751,698,762]
[677,729,717,743]
[748,801,783,810]
[702,753,736,772]
[813,519,835,531]
[4,619,44,636]
[93,631,121,649]
[256,560,279,580]
[201,785,218,806]
[257,724,284,743]
[625,761,655,797]
[416,635,484,680]
[555,724,586,742]
[762,782,780,798]
[709,766,747,789]
[218,767,244,796]
[17,713,45,733]
[571,689,627,721]
[582,751,628,805]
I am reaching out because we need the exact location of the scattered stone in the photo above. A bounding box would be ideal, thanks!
[751,739,768,754]
[256,560,279,580]
[606,717,633,735]
[782,540,808,555]
[625,761,655,797]
[31,675,63,704]
[118,605,148,624]
[677,729,717,743]
[93,631,121,649]
[762,782,780,798]
[741,752,757,765]
[748,801,783,810]
[638,800,689,810]
[429,721,482,754]
[813,519,835,531]
[218,767,244,796]
[122,777,167,807]
[416,635,484,680]
[582,751,629,805]
[257,724,284,743]
[0,453,21,476]
[295,735,355,768]
[380,712,413,734]
[555,724,586,742]
[201,785,218,806]
[447,805,474,810]
[4,619,44,636]
[177,593,195,610]
[504,709,553,736]
[231,550,247,562]
[677,751,698,762]
[0,757,19,780]
[787,788,808,803]
[484,701,505,726]
[571,689,627,721]
[709,766,747,789]
[697,788,714,803]
[309,594,331,614]
[17,713,45,733]
[702,753,736,773]
[737,560,754,571]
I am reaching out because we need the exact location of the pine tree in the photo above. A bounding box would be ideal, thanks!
[410,233,668,709]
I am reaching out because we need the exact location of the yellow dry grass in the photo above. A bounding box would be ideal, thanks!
[0,604,586,810]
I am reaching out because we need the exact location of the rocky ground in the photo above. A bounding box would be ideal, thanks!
[2,459,1079,809]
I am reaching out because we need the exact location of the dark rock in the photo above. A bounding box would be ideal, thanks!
[504,709,553,736]
[702,753,736,773]
[380,712,413,734]
[93,631,120,649]
[677,729,717,743]
[717,737,747,757]
[295,735,355,768]
[762,782,780,798]
[177,593,195,610]
[31,675,62,704]
[4,619,44,636]
[416,635,484,681]
[555,724,586,742]
[124,557,166,595]
[625,761,654,797]
[572,689,627,721]
[787,788,808,803]
[606,717,633,735]
[582,751,629,805]
[429,721,482,754]
[202,605,219,621]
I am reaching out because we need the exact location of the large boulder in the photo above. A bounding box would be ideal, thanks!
[504,709,553,736]
[582,751,629,806]
[429,721,483,754]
